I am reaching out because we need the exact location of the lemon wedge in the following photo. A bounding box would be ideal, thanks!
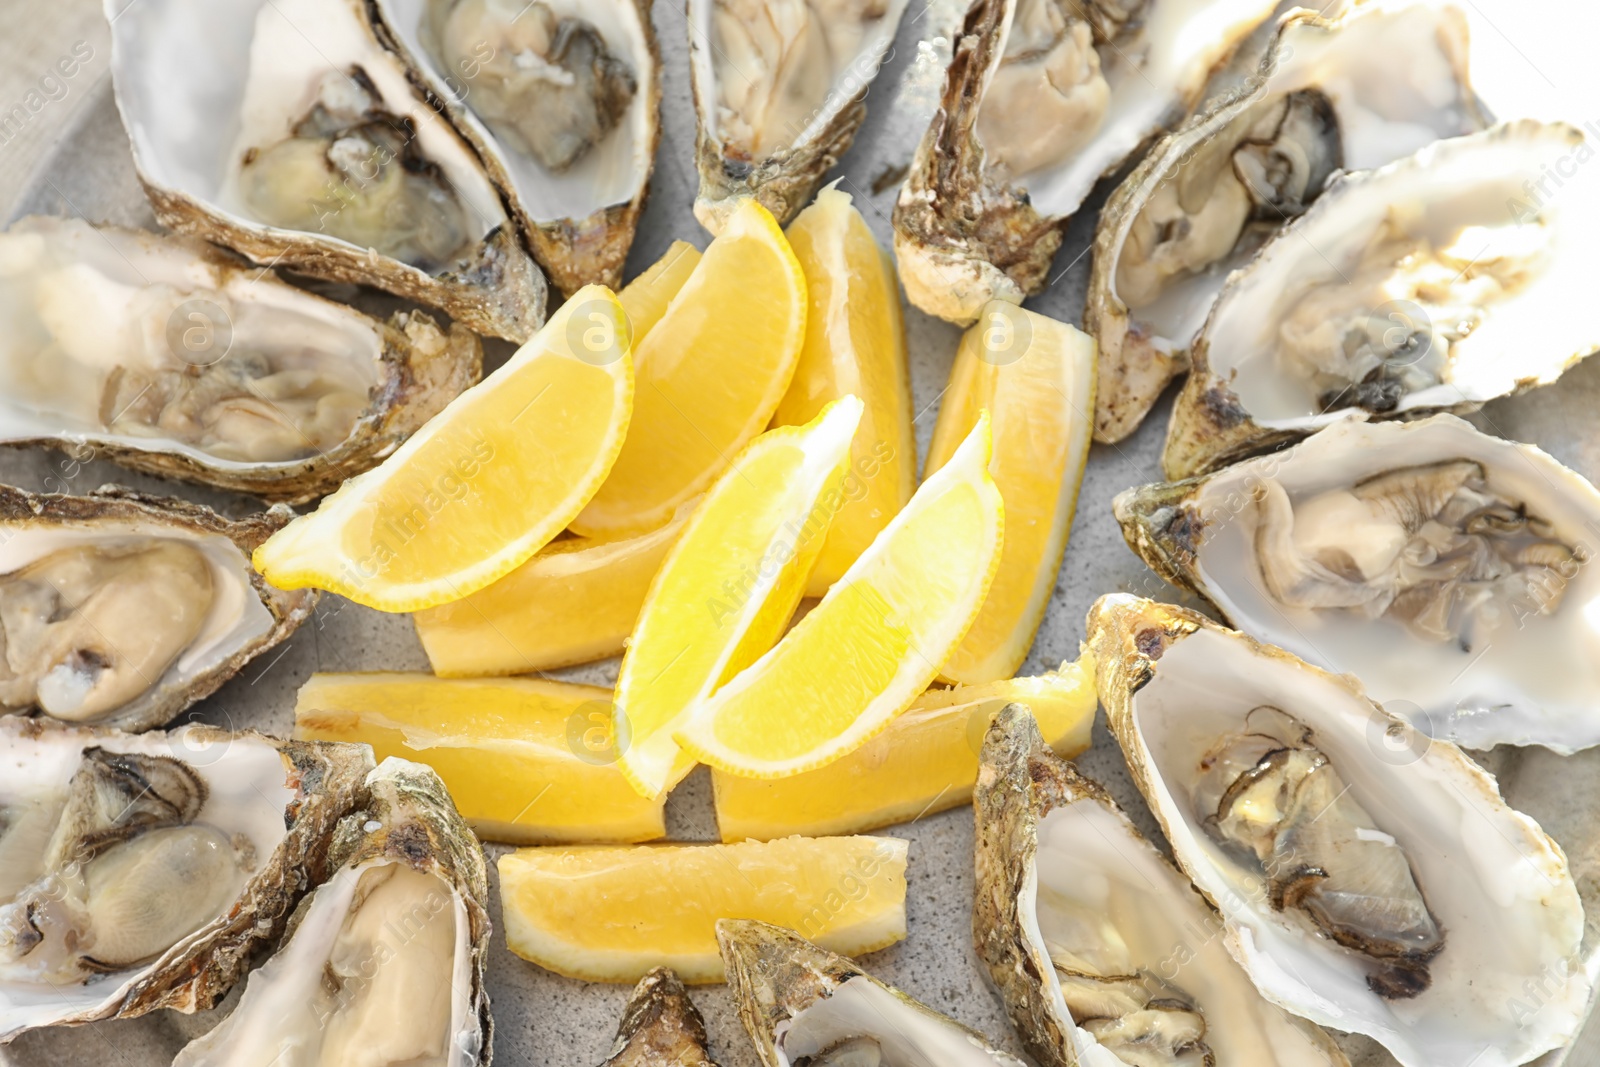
[774,186,914,596]
[925,301,1095,683]
[253,285,633,612]
[571,199,807,539]
[620,240,701,339]
[673,415,1004,778]
[293,673,664,844]
[497,835,907,983]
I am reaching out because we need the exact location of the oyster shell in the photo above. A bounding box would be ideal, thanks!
[0,484,315,731]
[1162,119,1600,478]
[1086,594,1590,1067]
[369,0,661,296]
[600,968,718,1067]
[688,0,912,232]
[718,918,1026,1067]
[172,757,494,1067]
[1116,414,1600,753]
[1088,1,1486,443]
[892,0,1280,325]
[0,216,481,504]
[105,0,547,341]
[0,718,371,1039]
[974,701,1349,1067]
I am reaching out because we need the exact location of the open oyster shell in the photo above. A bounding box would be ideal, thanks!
[173,757,493,1067]
[600,968,718,1067]
[1088,1,1485,443]
[688,0,912,233]
[369,0,661,297]
[1162,119,1600,478]
[0,216,481,504]
[973,701,1349,1067]
[105,0,548,342]
[719,918,1026,1067]
[0,718,372,1040]
[0,484,316,732]
[1086,594,1590,1067]
[892,0,1280,325]
[1116,414,1600,753]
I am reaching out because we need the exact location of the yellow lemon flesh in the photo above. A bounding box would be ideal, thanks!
[774,185,914,596]
[254,285,633,612]
[673,415,1004,778]
[926,301,1096,683]
[619,240,702,340]
[497,835,907,983]
[293,673,664,844]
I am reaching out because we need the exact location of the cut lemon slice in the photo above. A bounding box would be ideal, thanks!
[925,301,1095,683]
[293,673,664,844]
[571,199,807,539]
[712,655,1096,840]
[254,285,633,612]
[413,509,690,677]
[615,396,864,799]
[775,185,915,596]
[620,240,701,340]
[497,835,907,983]
[674,415,1004,778]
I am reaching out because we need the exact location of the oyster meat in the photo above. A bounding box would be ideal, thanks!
[0,216,480,503]
[1087,595,1590,1067]
[0,484,315,731]
[892,0,1280,325]
[0,719,371,1039]
[1116,414,1600,753]
[1162,120,1600,478]
[689,0,911,231]
[173,758,493,1067]
[106,0,547,342]
[1088,1,1485,442]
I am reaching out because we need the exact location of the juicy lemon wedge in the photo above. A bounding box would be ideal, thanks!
[925,301,1095,683]
[293,673,665,844]
[615,396,864,799]
[774,186,915,596]
[712,655,1097,840]
[620,240,701,340]
[497,835,907,983]
[570,199,807,539]
[254,285,633,612]
[674,415,1005,778]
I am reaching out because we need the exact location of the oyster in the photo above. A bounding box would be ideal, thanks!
[1086,595,1590,1067]
[1088,2,1486,442]
[892,0,1280,325]
[0,718,371,1039]
[370,0,661,296]
[0,484,315,731]
[173,757,493,1067]
[599,968,718,1067]
[689,0,912,232]
[0,216,480,503]
[719,918,1026,1067]
[1116,414,1600,753]
[974,702,1349,1067]
[105,0,547,342]
[1162,120,1600,478]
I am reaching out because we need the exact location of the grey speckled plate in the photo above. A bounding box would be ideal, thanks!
[2,2,1598,1065]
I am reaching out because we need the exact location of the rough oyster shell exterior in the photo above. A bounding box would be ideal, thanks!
[601,968,717,1067]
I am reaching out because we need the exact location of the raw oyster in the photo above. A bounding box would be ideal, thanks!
[688,0,912,232]
[370,0,661,296]
[1162,120,1600,478]
[1116,414,1600,753]
[105,0,547,341]
[598,968,718,1067]
[1088,1,1485,442]
[0,216,481,503]
[974,702,1349,1067]
[893,0,1280,325]
[173,757,493,1067]
[0,718,371,1039]
[1086,595,1590,1067]
[0,484,314,731]
[718,918,1026,1067]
